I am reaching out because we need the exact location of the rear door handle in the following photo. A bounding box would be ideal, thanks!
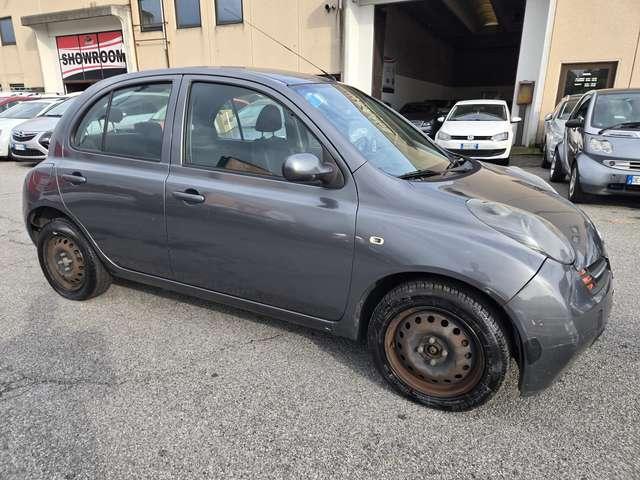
[61,173,87,184]
[173,189,205,204]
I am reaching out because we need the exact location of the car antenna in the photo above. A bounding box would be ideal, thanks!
[226,8,337,81]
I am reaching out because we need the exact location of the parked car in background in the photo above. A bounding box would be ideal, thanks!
[0,98,63,159]
[10,97,77,162]
[549,88,640,202]
[541,94,581,168]
[24,68,612,412]
[399,100,450,138]
[0,96,35,114]
[435,100,520,165]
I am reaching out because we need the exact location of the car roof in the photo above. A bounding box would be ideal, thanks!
[453,99,507,106]
[106,67,335,86]
[593,88,640,96]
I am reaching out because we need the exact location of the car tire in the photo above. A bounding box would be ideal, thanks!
[568,161,589,203]
[37,218,112,301]
[549,147,565,182]
[540,144,551,169]
[494,157,509,166]
[368,279,510,412]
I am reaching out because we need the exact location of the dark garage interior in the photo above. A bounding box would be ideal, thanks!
[372,0,526,113]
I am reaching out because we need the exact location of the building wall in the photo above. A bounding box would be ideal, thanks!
[538,0,640,140]
[129,0,342,74]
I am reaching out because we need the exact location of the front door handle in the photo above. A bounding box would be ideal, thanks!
[61,172,87,185]
[173,189,205,204]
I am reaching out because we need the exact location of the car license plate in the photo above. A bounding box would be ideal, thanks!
[627,175,640,186]
[460,143,479,150]
[12,143,26,151]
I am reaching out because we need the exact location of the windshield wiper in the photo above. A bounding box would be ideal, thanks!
[399,169,443,180]
[446,154,470,170]
[598,121,640,134]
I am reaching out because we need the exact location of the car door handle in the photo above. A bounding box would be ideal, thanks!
[61,173,87,185]
[173,189,205,204]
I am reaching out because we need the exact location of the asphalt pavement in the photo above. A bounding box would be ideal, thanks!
[1,156,638,479]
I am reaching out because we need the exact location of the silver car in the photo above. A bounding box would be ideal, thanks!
[10,97,76,162]
[549,88,640,202]
[541,94,581,168]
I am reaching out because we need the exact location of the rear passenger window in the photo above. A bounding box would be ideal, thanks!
[185,82,325,177]
[72,82,171,160]
[74,94,110,151]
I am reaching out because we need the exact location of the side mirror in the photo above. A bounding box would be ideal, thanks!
[437,116,445,123]
[511,116,522,123]
[544,113,553,121]
[282,153,337,186]
[565,117,584,128]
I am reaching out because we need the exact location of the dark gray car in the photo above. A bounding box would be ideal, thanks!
[23,68,613,411]
[549,88,640,201]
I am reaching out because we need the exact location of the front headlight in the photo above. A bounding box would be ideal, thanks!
[492,131,509,142]
[438,130,451,141]
[589,138,613,154]
[467,199,575,264]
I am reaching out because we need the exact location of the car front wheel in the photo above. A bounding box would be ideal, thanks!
[37,218,112,300]
[568,162,589,203]
[549,147,565,182]
[368,279,510,411]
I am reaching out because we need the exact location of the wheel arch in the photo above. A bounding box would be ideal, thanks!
[354,271,523,368]
[27,206,75,243]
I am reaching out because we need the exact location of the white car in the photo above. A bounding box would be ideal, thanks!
[434,100,520,165]
[0,98,63,158]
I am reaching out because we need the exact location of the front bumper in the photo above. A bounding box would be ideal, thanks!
[505,257,613,395]
[435,138,512,159]
[10,135,48,162]
[577,154,640,195]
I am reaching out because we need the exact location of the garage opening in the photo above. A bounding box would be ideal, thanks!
[372,0,526,133]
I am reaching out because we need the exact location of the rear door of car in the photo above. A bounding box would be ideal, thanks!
[164,75,358,320]
[56,74,180,277]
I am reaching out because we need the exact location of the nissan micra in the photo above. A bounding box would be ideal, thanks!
[23,68,613,411]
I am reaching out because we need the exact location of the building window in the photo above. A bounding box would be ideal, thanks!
[175,0,201,28]
[9,83,25,91]
[215,0,243,25]
[138,0,164,31]
[0,17,16,45]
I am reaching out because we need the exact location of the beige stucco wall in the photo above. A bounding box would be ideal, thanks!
[538,0,640,139]
[129,0,341,74]
[0,0,131,91]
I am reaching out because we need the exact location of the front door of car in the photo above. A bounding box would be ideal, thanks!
[165,77,358,320]
[57,76,179,277]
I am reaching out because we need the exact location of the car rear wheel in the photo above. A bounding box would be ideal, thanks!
[37,218,112,300]
[549,147,565,182]
[568,162,590,203]
[368,279,510,411]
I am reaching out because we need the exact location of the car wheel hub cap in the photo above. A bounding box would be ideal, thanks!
[45,235,85,291]
[384,309,484,397]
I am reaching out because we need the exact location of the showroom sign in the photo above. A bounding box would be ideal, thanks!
[56,31,127,81]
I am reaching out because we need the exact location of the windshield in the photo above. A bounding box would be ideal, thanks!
[43,99,74,117]
[591,92,640,128]
[292,83,452,177]
[449,104,507,121]
[0,101,50,119]
[558,98,579,120]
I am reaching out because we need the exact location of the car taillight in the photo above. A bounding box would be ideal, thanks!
[579,269,596,291]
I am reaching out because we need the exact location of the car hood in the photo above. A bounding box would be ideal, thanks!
[0,118,29,131]
[422,162,604,268]
[441,121,509,136]
[12,115,59,134]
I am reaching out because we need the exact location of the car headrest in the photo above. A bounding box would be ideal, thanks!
[134,121,163,138]
[255,104,282,133]
[109,107,124,123]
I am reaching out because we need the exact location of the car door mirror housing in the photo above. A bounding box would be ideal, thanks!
[282,153,337,186]
[511,116,522,123]
[565,117,584,128]
[544,113,553,121]
[437,116,445,123]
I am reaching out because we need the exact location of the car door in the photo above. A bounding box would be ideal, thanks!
[57,75,179,277]
[165,76,358,321]
[566,94,591,164]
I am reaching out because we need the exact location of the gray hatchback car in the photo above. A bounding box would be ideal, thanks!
[549,88,640,201]
[23,68,613,411]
